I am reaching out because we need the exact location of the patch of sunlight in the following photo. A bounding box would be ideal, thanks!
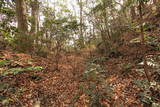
[138,61,159,68]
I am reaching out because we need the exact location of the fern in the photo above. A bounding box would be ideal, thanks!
[26,66,43,71]
[1,66,43,76]
[0,60,10,67]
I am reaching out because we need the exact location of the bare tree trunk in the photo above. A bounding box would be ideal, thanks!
[77,0,84,48]
[16,0,32,52]
[30,0,39,34]
[55,40,61,71]
[15,0,28,33]
[30,0,40,49]
[130,6,136,20]
[153,0,157,5]
[100,30,110,56]
[139,1,151,83]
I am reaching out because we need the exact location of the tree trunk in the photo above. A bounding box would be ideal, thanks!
[77,0,84,48]
[30,0,40,48]
[153,0,157,5]
[138,1,151,83]
[16,0,32,52]
[30,0,39,34]
[15,0,28,33]
[100,30,110,56]
[130,6,136,20]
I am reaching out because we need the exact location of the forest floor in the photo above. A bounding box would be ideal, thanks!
[0,43,160,107]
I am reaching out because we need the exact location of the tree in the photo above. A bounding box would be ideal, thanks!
[130,5,136,20]
[77,0,85,48]
[15,0,34,52]
[138,0,151,83]
[89,0,122,56]
[15,0,28,33]
[30,0,40,34]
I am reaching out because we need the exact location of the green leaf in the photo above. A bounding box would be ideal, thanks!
[0,96,10,105]
[0,96,7,101]
[0,84,8,90]
[0,60,10,66]
[8,67,25,75]
[154,69,160,73]
[26,66,43,71]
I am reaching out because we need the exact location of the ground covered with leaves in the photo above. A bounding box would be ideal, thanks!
[0,45,159,107]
